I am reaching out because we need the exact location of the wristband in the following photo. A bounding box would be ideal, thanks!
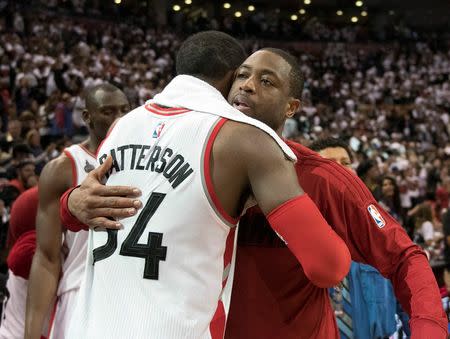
[60,186,88,232]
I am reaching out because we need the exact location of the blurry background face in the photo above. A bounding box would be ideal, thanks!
[18,163,35,183]
[30,132,40,147]
[8,121,22,139]
[382,178,395,197]
[367,165,380,181]
[318,147,352,170]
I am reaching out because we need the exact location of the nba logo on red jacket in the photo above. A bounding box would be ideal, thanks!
[367,204,385,228]
[152,122,165,138]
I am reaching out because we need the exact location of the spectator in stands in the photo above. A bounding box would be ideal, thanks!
[8,160,36,194]
[357,160,381,198]
[414,203,436,247]
[0,120,22,155]
[379,176,404,224]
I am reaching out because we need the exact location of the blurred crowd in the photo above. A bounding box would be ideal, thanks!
[0,3,449,282]
[284,40,450,266]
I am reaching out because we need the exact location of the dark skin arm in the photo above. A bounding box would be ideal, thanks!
[25,156,72,339]
[211,120,303,217]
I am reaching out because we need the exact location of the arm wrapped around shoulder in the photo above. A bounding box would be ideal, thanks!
[267,194,351,288]
[60,186,88,232]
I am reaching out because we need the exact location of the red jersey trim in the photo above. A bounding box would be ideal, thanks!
[203,118,239,226]
[144,103,190,116]
[210,301,226,339]
[63,150,77,187]
[47,297,59,339]
[79,144,97,159]
[210,227,236,338]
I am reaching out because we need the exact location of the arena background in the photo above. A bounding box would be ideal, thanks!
[0,0,449,337]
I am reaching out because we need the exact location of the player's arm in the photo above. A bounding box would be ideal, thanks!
[25,157,71,339]
[60,156,143,231]
[231,124,351,287]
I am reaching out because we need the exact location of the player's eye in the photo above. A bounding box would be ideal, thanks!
[261,78,273,86]
[236,72,249,79]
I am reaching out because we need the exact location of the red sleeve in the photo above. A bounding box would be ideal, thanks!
[60,186,88,232]
[287,141,448,338]
[267,194,351,287]
[7,186,39,249]
[7,230,36,279]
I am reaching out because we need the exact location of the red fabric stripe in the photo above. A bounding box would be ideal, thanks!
[222,227,235,286]
[210,301,226,339]
[144,103,189,115]
[46,298,59,339]
[63,150,77,187]
[203,118,239,225]
[210,227,236,338]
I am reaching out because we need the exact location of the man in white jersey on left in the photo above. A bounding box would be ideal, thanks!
[0,187,40,339]
[25,84,130,339]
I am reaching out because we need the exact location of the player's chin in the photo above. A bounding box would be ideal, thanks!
[235,105,255,117]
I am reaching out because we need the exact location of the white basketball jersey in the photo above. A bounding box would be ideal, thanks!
[58,144,98,295]
[0,271,28,339]
[68,103,294,339]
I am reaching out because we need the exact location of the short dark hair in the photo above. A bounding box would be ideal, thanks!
[85,83,122,112]
[309,137,353,162]
[260,48,304,100]
[356,159,377,179]
[176,31,247,82]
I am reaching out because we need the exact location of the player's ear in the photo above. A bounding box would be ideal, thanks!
[285,98,300,118]
[82,109,90,125]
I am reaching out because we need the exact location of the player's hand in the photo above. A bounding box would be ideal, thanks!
[67,156,143,230]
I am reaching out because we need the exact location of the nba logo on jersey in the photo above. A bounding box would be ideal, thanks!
[367,204,385,228]
[152,122,166,138]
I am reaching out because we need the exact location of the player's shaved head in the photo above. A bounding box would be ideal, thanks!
[259,48,304,100]
[82,83,130,143]
[176,31,247,82]
[85,83,123,112]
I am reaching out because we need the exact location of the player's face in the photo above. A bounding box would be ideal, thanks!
[228,50,299,131]
[318,147,353,171]
[88,90,130,140]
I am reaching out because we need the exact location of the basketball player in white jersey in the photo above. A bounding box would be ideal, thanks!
[24,84,129,339]
[62,31,350,339]
[0,186,40,339]
[0,231,38,339]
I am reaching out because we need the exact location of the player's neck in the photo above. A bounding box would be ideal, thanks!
[276,125,283,138]
[81,137,99,154]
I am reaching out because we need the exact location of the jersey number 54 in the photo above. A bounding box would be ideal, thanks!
[92,192,168,280]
